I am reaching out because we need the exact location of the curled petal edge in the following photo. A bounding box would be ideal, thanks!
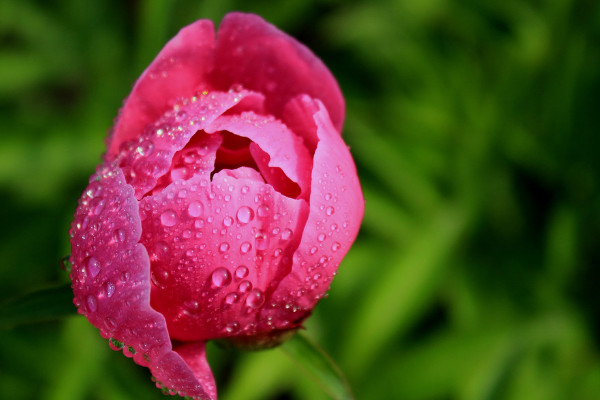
[69,164,215,400]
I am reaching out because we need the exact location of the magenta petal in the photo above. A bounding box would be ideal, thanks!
[69,164,214,400]
[213,12,345,132]
[107,20,216,158]
[206,111,312,198]
[266,96,364,321]
[174,342,217,400]
[117,90,263,198]
[139,171,308,341]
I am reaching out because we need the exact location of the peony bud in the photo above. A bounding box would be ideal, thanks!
[69,12,363,399]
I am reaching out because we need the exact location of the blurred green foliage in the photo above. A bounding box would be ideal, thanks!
[1,0,599,399]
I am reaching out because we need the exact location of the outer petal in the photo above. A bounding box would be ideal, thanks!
[69,164,214,400]
[212,12,345,132]
[107,20,216,158]
[264,96,364,325]
[116,89,264,198]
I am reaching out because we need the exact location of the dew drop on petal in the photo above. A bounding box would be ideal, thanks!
[238,280,252,293]
[332,242,341,252]
[257,205,269,218]
[113,229,126,243]
[87,257,101,278]
[235,265,249,279]
[236,206,254,224]
[317,233,326,242]
[225,321,239,333]
[326,206,335,216]
[104,281,116,298]
[224,292,239,305]
[240,242,252,254]
[187,202,204,217]
[86,295,97,312]
[160,209,178,227]
[211,267,232,288]
[219,242,230,253]
[281,229,292,241]
[245,289,265,309]
[223,216,233,227]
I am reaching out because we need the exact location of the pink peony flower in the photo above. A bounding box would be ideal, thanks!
[69,12,363,399]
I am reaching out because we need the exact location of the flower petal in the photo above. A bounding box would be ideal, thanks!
[107,20,216,158]
[139,169,308,341]
[213,12,345,132]
[206,111,312,199]
[70,164,214,400]
[116,90,264,198]
[265,96,364,323]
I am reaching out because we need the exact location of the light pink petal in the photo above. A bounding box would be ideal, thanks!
[116,90,264,198]
[139,170,308,341]
[282,94,321,153]
[69,164,214,400]
[212,12,345,132]
[206,111,312,199]
[264,96,364,324]
[172,342,217,400]
[107,20,216,158]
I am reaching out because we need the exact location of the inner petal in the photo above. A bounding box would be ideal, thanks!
[139,171,308,341]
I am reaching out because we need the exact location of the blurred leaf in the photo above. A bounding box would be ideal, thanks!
[0,283,75,330]
[281,332,354,400]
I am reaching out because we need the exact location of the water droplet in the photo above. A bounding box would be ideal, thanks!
[160,209,178,227]
[187,202,204,217]
[225,321,239,333]
[281,229,293,241]
[183,299,199,311]
[219,242,230,253]
[211,267,232,287]
[87,257,101,278]
[236,206,254,224]
[86,295,97,312]
[113,229,126,243]
[109,338,124,350]
[151,268,169,289]
[240,242,252,254]
[223,216,233,227]
[104,317,117,330]
[104,282,116,298]
[245,289,265,309]
[325,193,333,201]
[92,199,106,215]
[310,247,318,255]
[241,185,249,194]
[238,281,252,293]
[332,242,341,252]
[255,231,267,250]
[326,206,335,216]
[257,205,270,218]
[224,292,239,305]
[238,280,252,293]
[317,233,326,242]
[235,265,249,279]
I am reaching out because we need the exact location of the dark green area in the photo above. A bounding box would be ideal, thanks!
[1,0,599,399]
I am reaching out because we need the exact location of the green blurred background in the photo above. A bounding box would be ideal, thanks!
[1,0,600,399]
